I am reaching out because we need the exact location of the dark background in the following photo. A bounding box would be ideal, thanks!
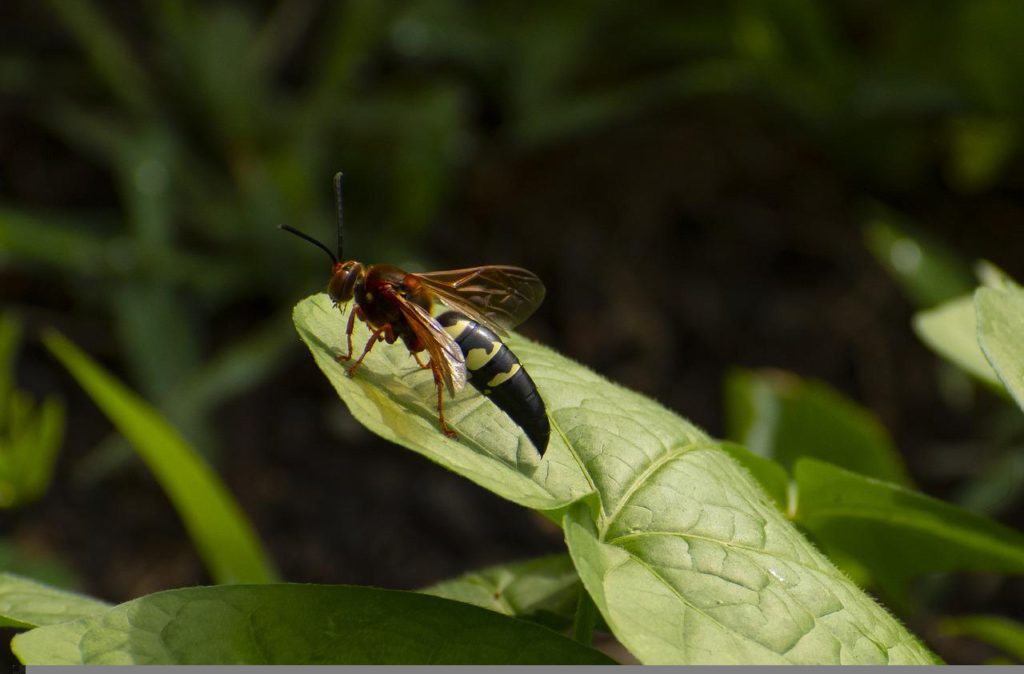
[2,0,1024,664]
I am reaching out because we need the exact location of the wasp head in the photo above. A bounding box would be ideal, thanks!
[328,260,365,304]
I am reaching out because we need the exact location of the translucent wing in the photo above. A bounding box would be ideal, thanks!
[394,295,467,395]
[417,266,545,334]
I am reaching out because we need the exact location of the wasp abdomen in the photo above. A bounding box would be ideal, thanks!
[437,311,549,455]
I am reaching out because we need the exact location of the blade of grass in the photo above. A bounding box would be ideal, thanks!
[43,330,277,584]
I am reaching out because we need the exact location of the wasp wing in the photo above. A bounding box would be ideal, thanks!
[394,295,467,396]
[417,266,545,334]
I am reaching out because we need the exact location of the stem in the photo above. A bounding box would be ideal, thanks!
[572,588,598,646]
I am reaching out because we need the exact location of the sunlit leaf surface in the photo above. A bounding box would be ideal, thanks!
[0,572,109,629]
[295,294,937,664]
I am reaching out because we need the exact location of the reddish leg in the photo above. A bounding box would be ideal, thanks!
[432,364,456,438]
[412,351,431,369]
[336,306,361,362]
[346,329,382,377]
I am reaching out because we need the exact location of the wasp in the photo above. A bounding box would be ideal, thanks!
[281,174,550,455]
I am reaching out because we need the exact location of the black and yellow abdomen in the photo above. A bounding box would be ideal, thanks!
[437,311,549,455]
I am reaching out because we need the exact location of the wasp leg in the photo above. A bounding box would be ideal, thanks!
[346,328,382,377]
[432,363,457,438]
[412,351,431,369]
[336,305,362,362]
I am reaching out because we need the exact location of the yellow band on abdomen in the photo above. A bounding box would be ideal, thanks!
[486,363,521,387]
[466,341,502,370]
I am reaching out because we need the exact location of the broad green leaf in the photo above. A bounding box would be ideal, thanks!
[43,331,277,585]
[12,584,615,665]
[941,614,1024,663]
[725,369,910,485]
[976,285,1024,412]
[914,294,1001,387]
[563,463,935,666]
[422,554,580,627]
[793,458,1024,602]
[864,214,974,308]
[294,294,937,664]
[0,572,109,629]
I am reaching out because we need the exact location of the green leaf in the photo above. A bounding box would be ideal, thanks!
[0,572,109,629]
[422,554,581,627]
[914,294,1002,388]
[294,294,937,664]
[563,464,935,666]
[941,614,1024,663]
[12,584,616,665]
[725,369,910,484]
[793,458,1024,602]
[42,331,277,585]
[976,285,1024,412]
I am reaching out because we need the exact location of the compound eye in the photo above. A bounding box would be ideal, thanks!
[328,270,351,302]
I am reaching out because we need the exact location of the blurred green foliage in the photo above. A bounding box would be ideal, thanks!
[941,614,1024,664]
[0,315,64,509]
[864,209,975,310]
[4,0,1024,466]
[793,457,1024,608]
[725,367,911,485]
[724,366,1024,607]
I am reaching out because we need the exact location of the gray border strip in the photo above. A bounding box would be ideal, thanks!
[28,663,1019,667]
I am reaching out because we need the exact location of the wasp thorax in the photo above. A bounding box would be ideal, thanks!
[328,261,364,303]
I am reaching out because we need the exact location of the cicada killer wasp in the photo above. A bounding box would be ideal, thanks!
[280,173,550,455]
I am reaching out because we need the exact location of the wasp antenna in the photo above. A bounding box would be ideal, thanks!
[278,224,338,266]
[333,172,344,261]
